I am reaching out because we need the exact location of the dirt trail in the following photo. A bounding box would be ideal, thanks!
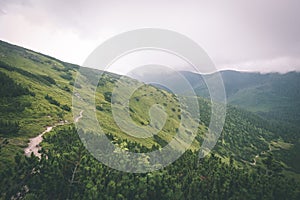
[74,110,83,123]
[24,111,83,158]
[250,155,259,166]
[24,126,54,158]
[249,144,272,166]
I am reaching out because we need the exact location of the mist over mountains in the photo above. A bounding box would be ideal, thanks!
[130,69,300,128]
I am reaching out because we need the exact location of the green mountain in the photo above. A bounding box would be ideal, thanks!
[132,69,300,128]
[180,70,300,129]
[0,40,299,199]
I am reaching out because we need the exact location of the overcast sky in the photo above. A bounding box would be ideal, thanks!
[0,0,299,73]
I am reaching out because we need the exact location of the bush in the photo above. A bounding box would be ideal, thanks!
[0,71,32,98]
[104,92,112,102]
[60,73,73,81]
[61,105,71,112]
[62,86,71,92]
[45,94,60,106]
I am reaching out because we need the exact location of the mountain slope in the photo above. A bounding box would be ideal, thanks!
[0,40,204,169]
[0,40,299,199]
[180,70,300,128]
[131,69,300,172]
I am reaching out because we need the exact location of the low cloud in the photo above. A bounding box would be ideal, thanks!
[0,0,299,73]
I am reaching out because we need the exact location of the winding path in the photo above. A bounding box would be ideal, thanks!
[24,126,54,158]
[249,144,272,166]
[74,110,83,123]
[24,111,84,158]
[250,155,259,166]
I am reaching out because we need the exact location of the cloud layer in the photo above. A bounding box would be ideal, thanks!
[0,0,299,73]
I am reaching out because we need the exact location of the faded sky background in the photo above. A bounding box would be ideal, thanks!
[0,0,299,73]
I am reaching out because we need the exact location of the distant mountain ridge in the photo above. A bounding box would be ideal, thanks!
[130,69,300,129]
[180,70,300,128]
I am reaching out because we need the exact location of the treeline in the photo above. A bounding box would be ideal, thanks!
[45,94,71,112]
[0,71,32,132]
[0,126,299,199]
[0,71,34,98]
[0,120,19,135]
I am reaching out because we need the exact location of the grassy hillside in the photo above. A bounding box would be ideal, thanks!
[0,40,299,199]
[0,40,204,169]
[0,41,79,169]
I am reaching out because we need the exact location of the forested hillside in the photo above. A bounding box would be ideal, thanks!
[180,70,300,129]
[0,40,299,199]
[1,126,298,199]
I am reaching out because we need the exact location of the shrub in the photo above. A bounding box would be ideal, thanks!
[45,94,60,106]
